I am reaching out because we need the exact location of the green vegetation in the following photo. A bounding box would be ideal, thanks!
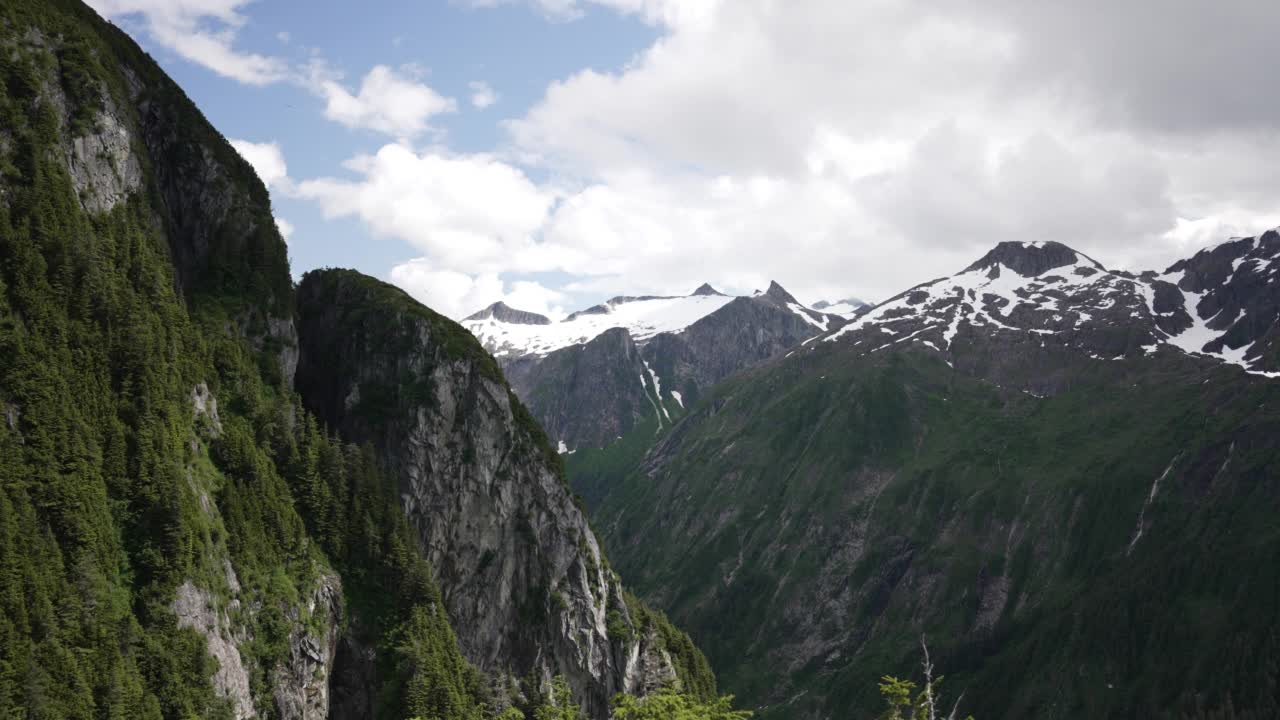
[877,642,974,720]
[531,677,580,720]
[611,689,751,720]
[463,676,748,720]
[621,592,717,702]
[565,415,664,511]
[293,269,569,485]
[0,3,488,717]
[583,344,1280,719]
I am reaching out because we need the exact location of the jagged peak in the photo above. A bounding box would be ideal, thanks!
[763,280,799,304]
[464,301,552,325]
[963,241,1104,278]
[691,282,725,296]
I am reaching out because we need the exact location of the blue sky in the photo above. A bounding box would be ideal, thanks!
[94,0,659,316]
[88,0,1280,320]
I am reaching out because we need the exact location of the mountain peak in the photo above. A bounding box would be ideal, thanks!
[691,282,725,296]
[764,280,798,304]
[464,301,552,325]
[963,241,1102,278]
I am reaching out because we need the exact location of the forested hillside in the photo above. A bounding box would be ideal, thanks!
[579,242,1280,720]
[0,2,723,718]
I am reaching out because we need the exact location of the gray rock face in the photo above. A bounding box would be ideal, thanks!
[67,102,144,214]
[466,301,553,325]
[963,240,1102,278]
[294,271,683,718]
[2,401,18,432]
[1160,230,1280,370]
[191,382,223,434]
[640,292,839,410]
[4,27,143,214]
[172,580,256,720]
[763,280,800,304]
[268,316,301,388]
[273,574,344,720]
[506,327,655,450]
[171,571,343,720]
[182,381,343,719]
[490,284,844,450]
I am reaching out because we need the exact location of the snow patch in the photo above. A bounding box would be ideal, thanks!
[1127,456,1179,555]
[787,302,829,331]
[643,360,670,421]
[464,293,736,357]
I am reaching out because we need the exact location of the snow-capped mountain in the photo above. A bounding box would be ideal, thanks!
[465,301,552,326]
[580,233,1280,720]
[464,282,845,450]
[465,291,737,358]
[817,234,1280,382]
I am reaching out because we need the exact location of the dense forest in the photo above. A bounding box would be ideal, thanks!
[0,1,735,717]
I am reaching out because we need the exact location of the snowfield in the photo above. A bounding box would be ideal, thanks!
[464,294,736,357]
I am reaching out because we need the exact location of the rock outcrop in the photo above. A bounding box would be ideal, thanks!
[296,270,702,717]
[466,301,553,325]
[172,580,255,720]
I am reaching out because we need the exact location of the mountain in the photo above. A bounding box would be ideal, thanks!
[463,282,845,453]
[822,238,1280,382]
[294,271,713,717]
[812,297,870,315]
[578,237,1280,719]
[0,2,712,718]
[465,301,553,326]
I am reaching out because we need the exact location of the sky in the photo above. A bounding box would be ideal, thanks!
[86,0,1280,321]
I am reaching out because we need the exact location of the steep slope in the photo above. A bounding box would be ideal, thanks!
[584,240,1280,719]
[0,3,715,719]
[467,283,844,450]
[295,270,715,718]
[0,3,500,719]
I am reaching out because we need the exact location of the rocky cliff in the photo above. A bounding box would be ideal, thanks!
[295,270,713,718]
[468,282,844,451]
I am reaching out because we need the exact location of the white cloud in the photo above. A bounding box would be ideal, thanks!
[469,81,498,109]
[274,217,295,242]
[229,139,290,191]
[286,1,1280,313]
[467,0,712,26]
[388,259,566,320]
[88,2,456,144]
[87,0,287,85]
[483,0,1280,303]
[307,64,457,138]
[296,143,556,273]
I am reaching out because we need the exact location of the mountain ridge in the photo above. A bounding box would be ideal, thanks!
[467,280,846,449]
[570,231,1280,719]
